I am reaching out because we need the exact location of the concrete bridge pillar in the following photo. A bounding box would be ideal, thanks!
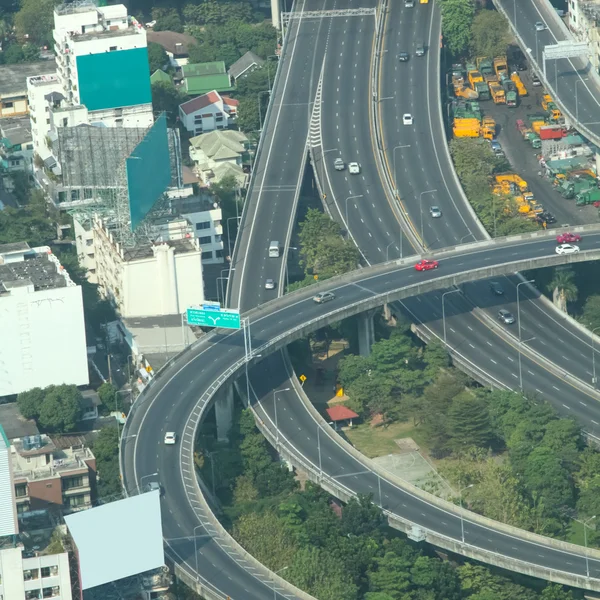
[271,0,281,30]
[215,385,234,442]
[358,311,376,357]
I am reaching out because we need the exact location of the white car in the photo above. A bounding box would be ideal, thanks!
[403,113,413,125]
[164,432,177,445]
[334,158,345,171]
[265,278,275,290]
[555,243,580,255]
[348,162,361,174]
[429,206,442,218]
[535,21,546,31]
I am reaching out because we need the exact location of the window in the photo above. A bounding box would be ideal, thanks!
[194,128,203,135]
[198,236,211,245]
[26,591,41,600]
[43,588,59,599]
[109,46,117,52]
[216,249,224,258]
[41,566,58,578]
[202,251,213,259]
[214,219,222,227]
[23,569,40,581]
[66,494,86,507]
[195,221,210,230]
[214,234,222,243]
[3,101,13,108]
[15,483,27,498]
[215,115,224,122]
[62,476,84,490]
[194,115,202,124]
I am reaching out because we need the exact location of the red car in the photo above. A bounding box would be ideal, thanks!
[556,232,581,244]
[414,259,439,271]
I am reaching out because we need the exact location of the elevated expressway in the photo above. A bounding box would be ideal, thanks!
[495,0,600,145]
[124,231,600,593]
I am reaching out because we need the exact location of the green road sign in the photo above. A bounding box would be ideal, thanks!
[186,307,241,330]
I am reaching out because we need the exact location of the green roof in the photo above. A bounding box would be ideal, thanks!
[182,61,226,78]
[150,69,172,85]
[185,74,233,95]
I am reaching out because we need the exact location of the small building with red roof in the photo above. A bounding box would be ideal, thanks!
[326,405,359,429]
[178,90,238,136]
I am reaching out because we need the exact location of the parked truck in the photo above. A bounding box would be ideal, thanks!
[493,56,508,80]
[453,118,481,137]
[481,116,496,140]
[576,188,600,205]
[516,119,542,148]
[489,81,506,104]
[500,73,518,107]
[510,72,527,96]
[542,94,561,121]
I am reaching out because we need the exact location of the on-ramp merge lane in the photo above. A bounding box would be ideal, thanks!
[130,231,600,591]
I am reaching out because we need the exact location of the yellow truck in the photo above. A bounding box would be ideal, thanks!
[481,116,496,140]
[510,72,527,96]
[493,56,508,79]
[489,82,506,104]
[542,94,561,120]
[495,173,528,191]
[453,118,480,137]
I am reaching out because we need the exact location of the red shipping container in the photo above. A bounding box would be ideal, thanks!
[539,126,565,140]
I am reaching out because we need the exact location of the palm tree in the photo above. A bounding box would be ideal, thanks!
[547,267,578,313]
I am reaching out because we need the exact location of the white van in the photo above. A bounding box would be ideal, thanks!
[269,241,280,258]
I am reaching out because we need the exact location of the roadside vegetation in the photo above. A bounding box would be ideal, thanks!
[197,406,577,600]
[307,318,600,546]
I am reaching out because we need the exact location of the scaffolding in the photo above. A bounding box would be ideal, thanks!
[56,118,183,248]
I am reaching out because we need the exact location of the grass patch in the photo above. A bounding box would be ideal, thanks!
[566,520,586,547]
[345,420,430,459]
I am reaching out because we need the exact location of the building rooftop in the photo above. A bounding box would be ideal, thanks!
[27,73,60,88]
[182,61,226,78]
[147,30,197,56]
[326,405,359,422]
[190,129,248,159]
[0,62,55,96]
[179,90,222,116]
[184,74,233,96]
[228,51,265,80]
[0,117,32,148]
[0,248,67,294]
[150,69,171,85]
[0,404,40,441]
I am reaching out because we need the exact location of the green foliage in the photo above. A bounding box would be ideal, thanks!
[151,81,184,126]
[152,9,183,33]
[581,293,600,329]
[547,267,578,312]
[17,384,81,433]
[236,93,259,132]
[0,191,56,246]
[92,426,121,500]
[449,138,537,237]
[183,1,256,26]
[298,208,360,279]
[440,0,475,57]
[147,42,169,73]
[14,0,58,45]
[470,9,510,58]
[98,382,118,411]
[447,393,493,452]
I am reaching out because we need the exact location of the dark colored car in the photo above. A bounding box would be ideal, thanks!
[490,281,504,296]
[399,52,409,62]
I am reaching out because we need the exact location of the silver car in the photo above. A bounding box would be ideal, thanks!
[535,21,546,31]
[429,206,442,218]
[313,291,335,304]
[498,309,515,325]
[334,158,345,171]
[265,278,276,290]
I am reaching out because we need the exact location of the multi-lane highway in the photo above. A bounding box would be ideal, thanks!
[496,0,600,143]
[124,232,600,592]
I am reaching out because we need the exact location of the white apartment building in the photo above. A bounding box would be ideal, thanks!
[178,91,238,136]
[27,74,63,162]
[0,242,89,397]
[0,425,18,538]
[568,0,600,72]
[0,546,72,600]
[52,2,153,128]
[83,217,205,318]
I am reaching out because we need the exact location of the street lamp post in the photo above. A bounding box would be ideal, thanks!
[193,524,204,581]
[345,194,364,226]
[226,216,241,259]
[419,189,437,242]
[273,388,290,446]
[582,515,597,578]
[458,482,474,543]
[517,279,535,390]
[273,566,289,600]
[266,54,279,92]
[592,326,600,387]
[385,241,395,262]
[317,423,322,478]
[139,471,157,493]
[393,144,411,195]
[258,90,270,130]
[442,289,461,347]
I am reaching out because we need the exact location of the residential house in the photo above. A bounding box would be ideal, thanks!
[147,30,198,71]
[228,51,265,81]
[189,130,248,187]
[0,62,55,119]
[182,61,233,96]
[178,90,238,135]
[150,69,172,86]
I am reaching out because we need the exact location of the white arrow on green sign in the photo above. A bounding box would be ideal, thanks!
[186,307,241,330]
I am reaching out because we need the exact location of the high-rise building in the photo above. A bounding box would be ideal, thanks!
[53,1,153,128]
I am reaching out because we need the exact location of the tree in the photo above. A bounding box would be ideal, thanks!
[14,0,57,45]
[236,95,259,132]
[153,11,183,33]
[151,81,184,126]
[37,385,82,433]
[540,584,574,600]
[341,494,385,539]
[0,193,55,246]
[410,556,461,600]
[298,208,344,272]
[581,294,600,330]
[17,387,45,420]
[440,0,475,57]
[447,393,493,451]
[98,382,118,412]
[147,42,168,73]
[470,10,510,58]
[92,426,120,499]
[3,42,23,63]
[368,550,413,597]
[547,267,577,312]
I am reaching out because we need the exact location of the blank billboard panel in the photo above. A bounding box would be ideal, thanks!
[127,113,171,230]
[65,491,164,590]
